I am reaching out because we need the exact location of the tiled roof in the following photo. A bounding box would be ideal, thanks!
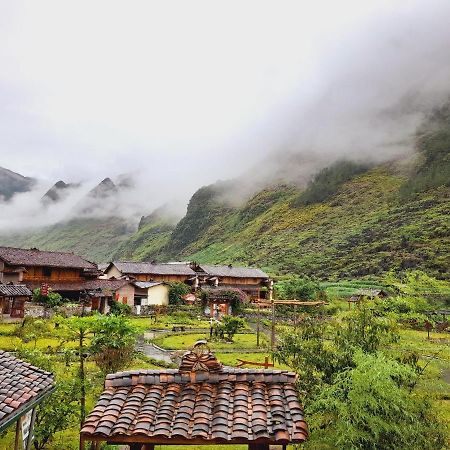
[0,351,54,431]
[111,261,196,276]
[81,345,307,445]
[355,289,389,297]
[198,264,269,279]
[0,284,32,297]
[26,279,131,293]
[132,281,165,289]
[0,246,97,270]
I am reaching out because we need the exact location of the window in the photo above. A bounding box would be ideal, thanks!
[43,267,52,277]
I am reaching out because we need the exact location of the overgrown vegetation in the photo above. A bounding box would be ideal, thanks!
[275,275,322,300]
[274,303,447,449]
[400,103,450,198]
[292,160,370,207]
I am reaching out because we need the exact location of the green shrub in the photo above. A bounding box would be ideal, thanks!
[110,301,131,316]
[168,282,191,305]
[91,315,137,374]
[213,316,246,341]
[292,160,370,207]
[306,352,445,450]
[275,275,320,300]
[32,288,63,308]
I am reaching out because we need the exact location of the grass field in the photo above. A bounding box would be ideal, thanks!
[129,314,211,330]
[152,332,265,350]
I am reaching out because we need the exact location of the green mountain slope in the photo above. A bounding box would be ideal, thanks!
[112,219,174,261]
[114,107,449,279]
[0,218,133,263]
[181,168,448,278]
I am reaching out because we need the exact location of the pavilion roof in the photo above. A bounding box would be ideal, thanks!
[80,343,307,445]
[0,351,54,432]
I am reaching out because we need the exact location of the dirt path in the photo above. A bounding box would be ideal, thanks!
[136,332,175,364]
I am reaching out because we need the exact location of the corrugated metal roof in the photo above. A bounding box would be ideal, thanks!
[0,284,32,296]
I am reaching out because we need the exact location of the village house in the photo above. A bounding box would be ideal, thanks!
[104,260,272,300]
[193,263,272,300]
[0,246,99,300]
[57,278,170,314]
[104,261,197,284]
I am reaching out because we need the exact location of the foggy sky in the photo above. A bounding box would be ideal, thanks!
[1,0,450,231]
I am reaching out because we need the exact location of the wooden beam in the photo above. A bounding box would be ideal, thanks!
[236,357,274,369]
[90,434,303,446]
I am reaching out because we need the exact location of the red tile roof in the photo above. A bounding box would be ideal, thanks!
[0,351,54,432]
[81,345,307,445]
[0,246,96,270]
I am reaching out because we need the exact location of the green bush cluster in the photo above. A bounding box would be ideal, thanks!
[168,282,191,305]
[275,275,321,300]
[274,306,446,449]
[292,160,370,207]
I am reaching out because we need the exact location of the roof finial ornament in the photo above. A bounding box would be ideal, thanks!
[179,340,222,373]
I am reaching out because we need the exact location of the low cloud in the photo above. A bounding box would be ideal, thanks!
[1,1,450,228]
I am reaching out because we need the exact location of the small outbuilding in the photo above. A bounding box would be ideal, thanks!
[0,350,55,450]
[0,283,32,320]
[348,288,390,308]
[132,281,170,312]
[80,341,308,450]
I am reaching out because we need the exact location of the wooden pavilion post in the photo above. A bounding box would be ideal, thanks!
[248,443,269,450]
[25,407,37,450]
[14,419,20,450]
[256,302,260,347]
[271,297,276,350]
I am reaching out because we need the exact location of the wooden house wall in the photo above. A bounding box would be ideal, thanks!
[22,266,85,282]
[219,276,264,286]
[134,274,189,283]
[105,266,189,283]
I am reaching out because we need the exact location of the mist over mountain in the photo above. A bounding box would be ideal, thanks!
[0,167,35,201]
[1,1,450,273]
